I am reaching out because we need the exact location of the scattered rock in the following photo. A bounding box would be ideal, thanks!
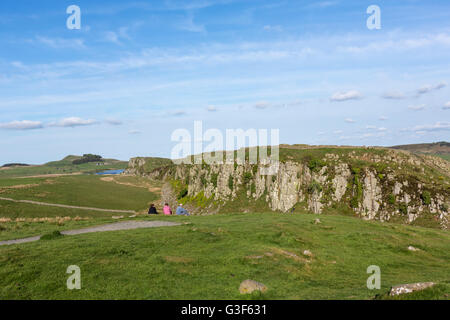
[264,252,273,257]
[303,250,313,257]
[129,215,136,218]
[407,246,420,252]
[239,279,267,294]
[314,218,321,224]
[389,282,435,296]
[112,216,124,219]
[247,255,263,259]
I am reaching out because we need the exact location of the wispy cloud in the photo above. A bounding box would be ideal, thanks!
[0,120,43,130]
[49,117,98,128]
[35,36,85,49]
[207,105,217,112]
[330,90,362,102]
[104,27,131,45]
[382,91,406,100]
[345,118,355,123]
[105,118,123,125]
[416,81,447,95]
[263,25,282,32]
[408,104,426,111]
[179,13,205,33]
[254,101,270,109]
[412,121,450,132]
[443,102,450,110]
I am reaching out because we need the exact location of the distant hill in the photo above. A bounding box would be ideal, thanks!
[0,155,128,178]
[1,163,30,168]
[390,142,450,161]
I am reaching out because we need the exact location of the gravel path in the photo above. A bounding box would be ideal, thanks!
[0,196,136,213]
[0,220,181,246]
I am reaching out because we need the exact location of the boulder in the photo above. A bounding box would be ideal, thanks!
[239,279,267,294]
[389,282,435,296]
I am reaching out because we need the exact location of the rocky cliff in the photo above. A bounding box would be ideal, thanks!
[125,145,449,229]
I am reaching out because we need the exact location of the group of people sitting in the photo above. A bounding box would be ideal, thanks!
[148,203,190,216]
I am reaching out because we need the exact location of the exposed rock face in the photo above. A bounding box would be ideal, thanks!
[389,282,435,296]
[361,170,382,220]
[124,158,147,175]
[125,148,450,228]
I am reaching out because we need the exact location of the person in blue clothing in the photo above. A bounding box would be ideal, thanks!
[176,203,190,216]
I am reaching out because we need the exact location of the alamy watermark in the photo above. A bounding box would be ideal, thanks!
[170,121,280,175]
[366,265,381,290]
[366,5,381,30]
[66,5,81,30]
[66,265,81,290]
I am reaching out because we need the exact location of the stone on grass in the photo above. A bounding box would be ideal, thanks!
[407,246,420,251]
[239,279,267,294]
[389,282,435,296]
[314,219,321,224]
[303,250,313,257]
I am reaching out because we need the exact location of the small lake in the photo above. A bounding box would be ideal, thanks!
[96,169,125,175]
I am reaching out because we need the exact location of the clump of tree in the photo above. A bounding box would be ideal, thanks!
[72,154,103,165]
[2,163,30,168]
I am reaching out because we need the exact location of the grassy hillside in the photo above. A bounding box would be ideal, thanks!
[0,175,158,213]
[0,213,448,299]
[0,155,128,178]
[390,142,450,161]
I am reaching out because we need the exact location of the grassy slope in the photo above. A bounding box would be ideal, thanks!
[0,213,448,300]
[0,156,128,178]
[0,175,158,212]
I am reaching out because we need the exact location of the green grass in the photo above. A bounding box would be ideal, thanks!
[0,156,128,178]
[0,213,448,299]
[0,175,158,211]
[0,216,118,241]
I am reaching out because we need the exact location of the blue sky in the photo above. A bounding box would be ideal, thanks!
[0,0,449,164]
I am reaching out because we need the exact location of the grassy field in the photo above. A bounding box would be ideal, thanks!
[0,175,158,212]
[0,162,448,300]
[0,213,449,299]
[0,174,159,241]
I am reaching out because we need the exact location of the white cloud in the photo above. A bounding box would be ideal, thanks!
[129,130,141,134]
[171,110,187,117]
[104,27,130,45]
[254,101,270,109]
[382,91,406,100]
[49,117,97,128]
[345,118,355,123]
[207,105,217,112]
[366,125,376,129]
[263,25,283,32]
[308,1,339,8]
[105,119,123,125]
[333,130,343,134]
[408,104,426,111]
[104,31,120,44]
[443,102,450,110]
[36,36,85,49]
[330,90,362,102]
[379,116,388,121]
[416,81,447,95]
[179,13,205,33]
[0,120,43,130]
[412,121,450,132]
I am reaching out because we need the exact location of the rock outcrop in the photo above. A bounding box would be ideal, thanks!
[124,146,450,228]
